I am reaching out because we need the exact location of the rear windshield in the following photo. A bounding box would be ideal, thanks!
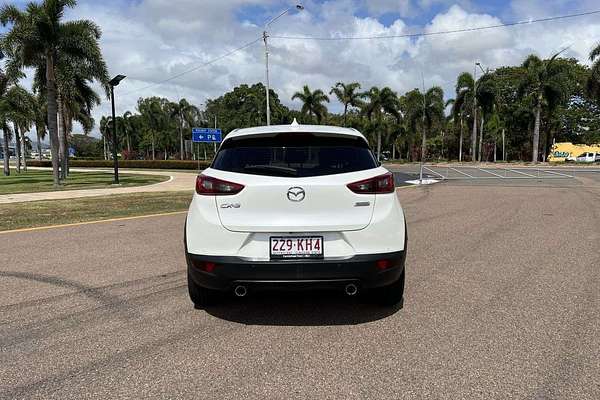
[212,133,377,177]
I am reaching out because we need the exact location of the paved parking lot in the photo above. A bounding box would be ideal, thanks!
[388,164,600,187]
[1,181,599,399]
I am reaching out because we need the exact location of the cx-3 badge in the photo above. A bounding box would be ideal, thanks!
[287,187,305,202]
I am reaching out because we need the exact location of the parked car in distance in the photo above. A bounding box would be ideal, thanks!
[575,152,597,163]
[185,121,407,307]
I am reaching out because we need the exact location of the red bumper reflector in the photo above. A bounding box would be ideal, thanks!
[376,259,392,270]
[201,262,216,273]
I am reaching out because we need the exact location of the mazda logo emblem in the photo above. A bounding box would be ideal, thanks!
[287,187,305,202]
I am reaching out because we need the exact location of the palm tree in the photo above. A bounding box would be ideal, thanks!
[446,98,462,161]
[170,99,199,159]
[362,87,400,161]
[485,109,503,162]
[54,60,104,178]
[0,69,11,176]
[122,111,134,155]
[1,0,108,186]
[421,87,445,162]
[32,93,47,161]
[291,85,330,124]
[454,72,477,161]
[99,116,110,160]
[451,73,476,162]
[137,97,172,160]
[400,89,422,161]
[476,73,496,161]
[5,85,35,173]
[519,53,569,163]
[586,44,600,108]
[329,82,364,126]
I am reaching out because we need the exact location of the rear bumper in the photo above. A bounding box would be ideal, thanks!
[186,250,406,292]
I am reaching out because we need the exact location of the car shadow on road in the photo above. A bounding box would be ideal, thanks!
[203,290,402,326]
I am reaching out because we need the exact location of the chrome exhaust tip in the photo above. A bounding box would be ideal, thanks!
[344,283,358,296]
[234,285,248,297]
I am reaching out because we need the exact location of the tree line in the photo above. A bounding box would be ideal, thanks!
[98,97,203,161]
[286,50,600,163]
[144,49,600,163]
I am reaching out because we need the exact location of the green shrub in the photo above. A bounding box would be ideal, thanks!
[27,159,211,170]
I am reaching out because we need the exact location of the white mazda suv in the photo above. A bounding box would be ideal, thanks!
[185,122,407,307]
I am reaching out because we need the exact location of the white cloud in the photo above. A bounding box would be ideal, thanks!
[41,0,600,138]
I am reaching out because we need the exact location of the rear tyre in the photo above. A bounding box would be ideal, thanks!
[188,272,220,308]
[372,271,405,307]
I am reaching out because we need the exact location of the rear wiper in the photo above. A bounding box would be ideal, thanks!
[243,165,298,176]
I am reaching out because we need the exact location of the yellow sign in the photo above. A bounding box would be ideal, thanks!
[547,142,600,162]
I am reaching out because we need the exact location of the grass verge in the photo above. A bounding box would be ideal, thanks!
[0,191,193,231]
[0,169,169,195]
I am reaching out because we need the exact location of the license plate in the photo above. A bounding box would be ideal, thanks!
[270,236,324,259]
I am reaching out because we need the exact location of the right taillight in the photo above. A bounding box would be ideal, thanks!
[347,172,395,194]
[195,174,244,195]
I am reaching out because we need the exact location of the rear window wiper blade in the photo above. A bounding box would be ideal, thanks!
[243,165,299,176]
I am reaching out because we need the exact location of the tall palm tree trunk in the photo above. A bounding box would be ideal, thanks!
[376,116,382,161]
[64,122,71,177]
[441,130,445,159]
[57,98,69,179]
[458,116,463,162]
[502,128,506,161]
[532,105,541,163]
[14,123,21,173]
[179,119,184,160]
[532,95,542,163]
[46,54,60,187]
[151,136,155,160]
[20,127,27,172]
[471,109,477,162]
[421,125,427,163]
[57,98,65,180]
[542,123,548,162]
[36,125,42,161]
[478,114,484,162]
[343,104,348,127]
[2,128,10,176]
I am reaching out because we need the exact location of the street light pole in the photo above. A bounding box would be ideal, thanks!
[263,4,304,126]
[263,30,271,126]
[475,62,490,162]
[419,73,427,185]
[472,63,478,163]
[109,74,126,184]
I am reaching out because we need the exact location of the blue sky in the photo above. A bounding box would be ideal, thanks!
[3,0,600,137]
[237,0,507,27]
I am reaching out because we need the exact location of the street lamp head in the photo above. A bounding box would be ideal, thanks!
[475,62,481,66]
[295,4,304,10]
[109,74,126,87]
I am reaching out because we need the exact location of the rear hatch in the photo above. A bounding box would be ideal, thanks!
[209,132,380,233]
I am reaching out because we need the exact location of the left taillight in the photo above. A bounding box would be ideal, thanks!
[195,174,244,195]
[347,172,395,194]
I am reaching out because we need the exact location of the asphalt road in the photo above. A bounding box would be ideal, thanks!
[1,183,600,399]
